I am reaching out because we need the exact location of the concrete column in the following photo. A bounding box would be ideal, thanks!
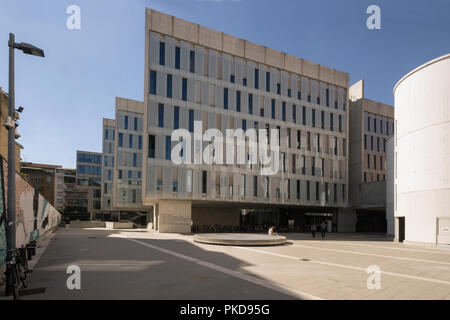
[157,200,192,233]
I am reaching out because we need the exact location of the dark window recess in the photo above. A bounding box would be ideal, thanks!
[190,50,195,73]
[150,71,157,95]
[202,171,207,193]
[159,42,165,66]
[182,78,187,101]
[175,47,180,69]
[148,135,155,158]
[224,88,229,109]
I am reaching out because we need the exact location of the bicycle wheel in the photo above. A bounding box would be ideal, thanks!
[10,267,20,300]
[18,263,28,288]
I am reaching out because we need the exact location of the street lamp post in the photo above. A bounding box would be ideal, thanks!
[5,33,44,296]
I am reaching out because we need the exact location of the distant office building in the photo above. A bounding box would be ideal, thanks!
[393,53,450,246]
[76,151,102,220]
[54,168,77,212]
[0,86,23,170]
[142,9,350,233]
[101,118,115,212]
[21,162,62,206]
[346,80,394,233]
[113,97,144,210]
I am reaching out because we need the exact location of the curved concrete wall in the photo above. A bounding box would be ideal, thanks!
[394,54,450,245]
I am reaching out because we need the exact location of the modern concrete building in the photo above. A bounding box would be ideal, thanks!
[76,150,102,220]
[101,118,115,213]
[347,80,394,232]
[54,168,77,212]
[100,98,150,225]
[393,53,450,247]
[142,9,350,233]
[113,97,145,210]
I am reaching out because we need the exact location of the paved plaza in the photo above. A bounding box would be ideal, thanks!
[4,228,450,300]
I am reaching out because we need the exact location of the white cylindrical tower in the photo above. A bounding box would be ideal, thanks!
[393,54,450,246]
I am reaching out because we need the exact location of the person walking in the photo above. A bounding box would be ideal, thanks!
[65,216,71,231]
[321,221,327,239]
[311,223,317,238]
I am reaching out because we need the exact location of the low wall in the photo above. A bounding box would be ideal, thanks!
[105,221,134,229]
[70,221,106,228]
[0,157,61,267]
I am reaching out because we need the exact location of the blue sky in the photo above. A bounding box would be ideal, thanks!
[1,0,449,168]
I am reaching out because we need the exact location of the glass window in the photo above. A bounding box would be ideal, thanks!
[312,109,315,127]
[302,106,306,125]
[150,71,156,94]
[202,171,207,194]
[230,75,235,83]
[242,119,246,131]
[190,50,195,73]
[224,88,228,109]
[292,105,296,124]
[254,68,259,89]
[133,153,137,167]
[248,94,253,115]
[277,83,281,95]
[77,153,102,164]
[129,134,133,148]
[148,135,155,158]
[158,104,164,128]
[236,90,241,112]
[175,46,180,69]
[182,78,187,101]
[165,136,171,160]
[159,42,165,65]
[134,117,138,131]
[167,74,172,98]
[321,111,325,129]
[138,135,142,150]
[266,72,270,92]
[326,89,329,107]
[118,133,123,147]
[282,102,286,121]
[124,115,128,130]
[307,181,310,200]
[189,109,194,132]
[271,99,275,119]
[174,106,179,129]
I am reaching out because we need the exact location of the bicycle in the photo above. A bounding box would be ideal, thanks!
[3,247,29,299]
